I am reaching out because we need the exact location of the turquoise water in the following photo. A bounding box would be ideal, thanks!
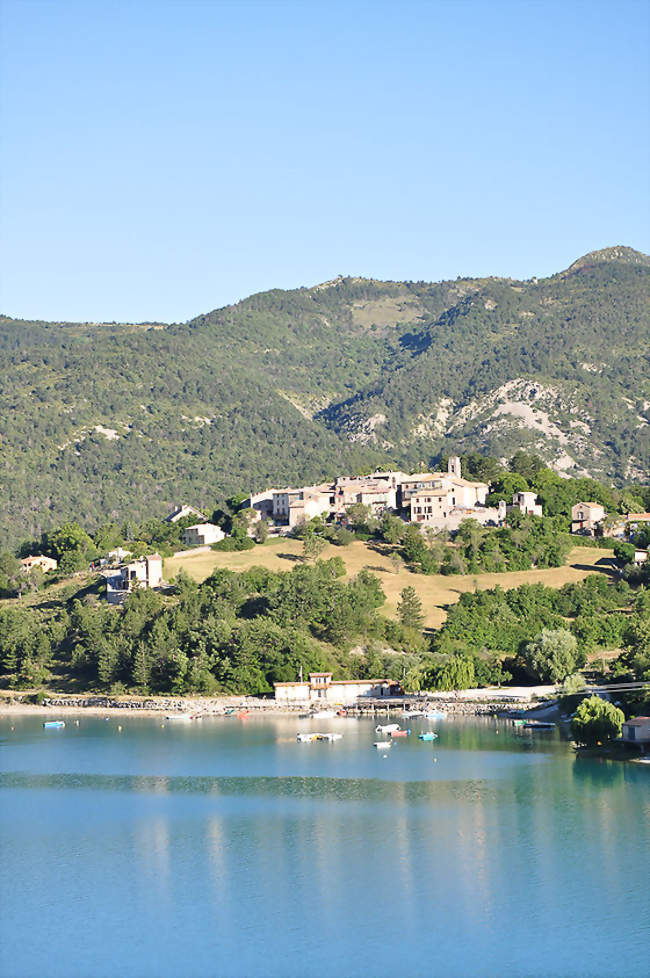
[0,714,648,978]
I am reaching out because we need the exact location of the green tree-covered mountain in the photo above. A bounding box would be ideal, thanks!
[1,246,648,549]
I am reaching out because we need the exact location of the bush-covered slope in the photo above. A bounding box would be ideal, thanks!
[0,246,647,549]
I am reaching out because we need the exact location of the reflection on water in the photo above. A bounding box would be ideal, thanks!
[0,717,648,978]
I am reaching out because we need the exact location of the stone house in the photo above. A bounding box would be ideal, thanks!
[408,457,492,527]
[106,554,164,605]
[571,502,606,535]
[20,555,58,573]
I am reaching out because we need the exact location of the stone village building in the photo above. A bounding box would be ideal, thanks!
[106,554,164,605]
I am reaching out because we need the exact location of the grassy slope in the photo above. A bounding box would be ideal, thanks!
[164,541,614,629]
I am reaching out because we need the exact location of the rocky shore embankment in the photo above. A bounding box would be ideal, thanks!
[0,691,539,717]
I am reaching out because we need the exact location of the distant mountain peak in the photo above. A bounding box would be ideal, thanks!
[563,245,650,276]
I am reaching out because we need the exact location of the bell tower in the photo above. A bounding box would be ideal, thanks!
[448,455,461,478]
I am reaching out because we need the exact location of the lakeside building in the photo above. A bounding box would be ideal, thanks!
[620,717,650,750]
[274,672,403,705]
[182,523,225,547]
[20,554,58,573]
[106,554,164,605]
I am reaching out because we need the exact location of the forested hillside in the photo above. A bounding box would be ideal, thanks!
[1,246,648,549]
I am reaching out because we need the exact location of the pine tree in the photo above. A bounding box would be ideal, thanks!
[397,586,424,629]
[132,643,151,690]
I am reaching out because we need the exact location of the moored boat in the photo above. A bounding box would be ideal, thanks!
[523,720,555,729]
[425,710,447,720]
[373,741,392,749]
[311,710,337,719]
[43,720,65,729]
[165,714,192,721]
[390,729,410,737]
[375,723,400,734]
[316,732,343,742]
[418,731,438,741]
[297,733,318,742]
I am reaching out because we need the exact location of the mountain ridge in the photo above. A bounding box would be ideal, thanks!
[0,246,647,549]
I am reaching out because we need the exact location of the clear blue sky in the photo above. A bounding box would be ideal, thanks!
[1,0,648,323]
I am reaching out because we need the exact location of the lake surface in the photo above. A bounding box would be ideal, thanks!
[0,713,648,978]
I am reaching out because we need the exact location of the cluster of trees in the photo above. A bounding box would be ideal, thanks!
[1,552,648,696]
[431,574,648,684]
[0,560,430,695]
[397,511,571,575]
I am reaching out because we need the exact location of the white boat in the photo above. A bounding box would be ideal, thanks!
[403,709,426,718]
[316,732,343,742]
[297,732,318,742]
[165,714,193,721]
[425,710,447,720]
[373,741,392,749]
[311,710,337,719]
[375,723,400,734]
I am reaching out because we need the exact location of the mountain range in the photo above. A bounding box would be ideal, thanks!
[1,245,648,549]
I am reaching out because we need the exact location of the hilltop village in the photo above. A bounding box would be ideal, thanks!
[5,455,649,607]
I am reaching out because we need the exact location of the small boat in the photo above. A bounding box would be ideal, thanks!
[375,723,400,734]
[43,720,65,729]
[425,710,447,720]
[336,709,347,717]
[311,710,336,719]
[373,741,392,749]
[418,731,438,741]
[165,714,192,721]
[237,710,249,719]
[523,720,555,729]
[316,732,343,742]
[512,719,526,727]
[297,733,318,742]
[390,728,410,737]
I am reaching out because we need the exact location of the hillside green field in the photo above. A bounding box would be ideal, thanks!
[164,541,614,628]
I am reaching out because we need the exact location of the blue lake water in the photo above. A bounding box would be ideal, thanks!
[0,713,648,978]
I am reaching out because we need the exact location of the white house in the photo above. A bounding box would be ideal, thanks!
[274,672,403,706]
[509,491,543,518]
[182,523,225,547]
[106,554,164,604]
[620,717,650,745]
